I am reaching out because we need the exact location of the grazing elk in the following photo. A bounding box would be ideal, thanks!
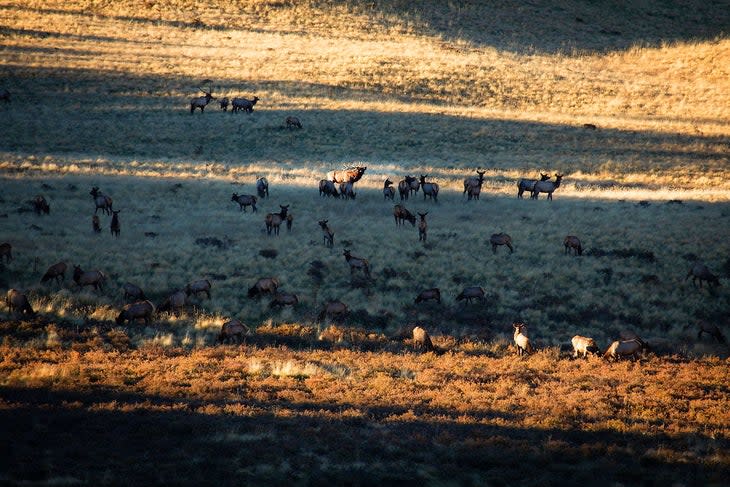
[398,176,417,201]
[319,179,340,198]
[285,116,302,129]
[685,322,726,344]
[603,339,643,361]
[92,215,101,233]
[110,210,120,237]
[90,187,113,215]
[116,300,155,326]
[513,322,534,356]
[419,175,439,202]
[490,233,513,254]
[393,204,416,227]
[231,193,257,212]
[318,220,335,248]
[328,166,367,185]
[190,90,216,114]
[318,300,348,322]
[256,177,269,198]
[686,262,720,288]
[185,279,212,299]
[463,170,486,196]
[532,173,564,200]
[415,288,440,304]
[33,195,50,215]
[248,277,279,298]
[0,242,12,264]
[456,286,485,304]
[412,326,434,352]
[418,212,428,242]
[73,265,106,291]
[265,205,289,236]
[217,319,250,344]
[383,179,395,201]
[0,89,9,103]
[269,291,298,308]
[122,282,146,302]
[41,261,67,285]
[218,97,229,111]
[517,173,550,199]
[6,289,34,316]
[339,181,356,200]
[343,249,370,277]
[158,290,187,315]
[231,96,259,113]
[564,236,582,256]
[571,335,599,358]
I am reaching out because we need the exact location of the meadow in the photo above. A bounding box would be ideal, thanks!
[1,0,729,485]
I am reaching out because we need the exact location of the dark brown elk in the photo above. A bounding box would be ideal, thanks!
[231,96,259,113]
[285,116,302,129]
[116,300,155,326]
[418,212,428,242]
[398,176,416,201]
[343,249,370,277]
[412,326,434,352]
[265,205,289,236]
[383,179,395,201]
[393,204,416,227]
[92,215,101,233]
[571,335,599,358]
[256,177,269,198]
[463,170,486,196]
[319,179,340,198]
[328,166,366,184]
[90,187,113,215]
[157,290,186,315]
[318,220,334,248]
[110,210,120,237]
[490,233,513,254]
[190,89,216,113]
[33,195,50,215]
[217,319,250,344]
[269,291,298,308]
[686,262,720,288]
[73,265,106,291]
[231,193,257,212]
[684,321,726,344]
[339,181,356,200]
[532,173,564,200]
[6,289,34,316]
[218,97,229,111]
[122,282,146,301]
[41,261,67,285]
[513,322,534,356]
[456,286,485,304]
[564,236,582,256]
[419,175,439,202]
[318,300,348,321]
[517,173,550,199]
[415,288,440,304]
[185,279,212,299]
[248,277,279,298]
[0,242,12,264]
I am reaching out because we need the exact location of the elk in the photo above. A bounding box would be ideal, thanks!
[513,322,534,356]
[318,220,334,248]
[603,339,643,361]
[412,326,434,352]
[90,187,113,215]
[256,177,269,198]
[41,261,67,285]
[248,277,279,298]
[0,89,9,103]
[219,97,229,111]
[463,170,486,196]
[269,291,298,308]
[319,179,340,198]
[185,279,211,299]
[285,116,302,129]
[532,173,564,200]
[190,89,216,114]
[110,210,120,237]
[231,193,257,212]
[328,166,367,184]
[393,204,416,227]
[339,181,356,200]
[418,212,428,242]
[564,236,582,256]
[318,300,348,321]
[0,242,12,264]
[415,288,440,304]
[122,282,146,301]
[686,262,720,288]
[343,249,370,277]
[265,205,289,236]
[466,180,482,201]
[456,286,485,304]
[73,265,106,291]
[517,173,550,199]
[33,195,50,215]
[571,335,599,358]
[398,176,416,201]
[618,330,650,352]
[92,215,101,233]
[490,233,513,254]
[286,213,294,232]
[6,289,34,316]
[116,300,155,326]
[157,290,186,315]
[217,319,250,344]
[685,322,726,344]
[419,175,439,202]
[231,96,259,113]
[383,179,395,201]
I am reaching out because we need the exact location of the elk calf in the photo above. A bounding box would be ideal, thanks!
[92,215,101,233]
[418,212,428,242]
[343,249,370,277]
[41,261,67,285]
[383,179,395,201]
[571,335,599,358]
[219,97,229,111]
[248,277,280,298]
[217,319,250,344]
[415,288,440,304]
[110,210,120,237]
[6,289,34,316]
[564,236,582,256]
[0,242,12,264]
[412,326,434,352]
[318,220,334,248]
[116,300,155,326]
[490,233,513,254]
[231,193,257,212]
[513,322,534,356]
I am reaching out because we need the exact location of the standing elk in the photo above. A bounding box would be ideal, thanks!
[564,236,582,256]
[490,233,513,254]
[517,173,550,199]
[343,249,370,277]
[286,213,294,232]
[92,215,101,233]
[339,182,356,200]
[90,187,113,215]
[463,170,486,197]
[415,288,440,304]
[571,335,599,358]
[73,265,106,291]
[158,290,187,315]
[122,282,146,301]
[319,179,340,198]
[110,210,121,237]
[684,321,726,344]
[419,175,439,202]
[398,176,417,201]
[269,291,298,308]
[231,96,259,113]
[231,193,257,212]
[318,220,335,248]
[285,116,302,129]
[418,212,428,242]
[256,177,269,198]
[532,173,564,200]
[412,326,434,352]
[6,289,34,316]
[185,279,212,299]
[218,97,229,111]
[116,300,155,326]
[456,286,485,304]
[393,205,416,227]
[328,166,366,185]
[248,277,280,298]
[513,322,534,356]
[33,195,50,215]
[383,179,395,201]
[41,261,67,285]
[0,242,12,264]
[265,205,289,236]
[190,90,216,114]
[686,262,720,288]
[466,180,483,201]
[318,300,348,322]
[217,319,250,344]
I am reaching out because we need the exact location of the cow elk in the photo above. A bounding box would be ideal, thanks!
[285,116,302,129]
[6,289,34,316]
[90,187,113,215]
[116,300,155,326]
[419,175,439,202]
[110,210,120,237]
[517,173,550,199]
[686,262,720,288]
[398,176,416,201]
[318,300,348,321]
[185,279,211,299]
[122,282,146,301]
[231,96,259,113]
[603,339,643,361]
[383,179,395,201]
[217,319,250,344]
[269,291,298,308]
[513,322,534,356]
[33,195,50,215]
[564,236,582,256]
[490,233,513,254]
[463,170,486,198]
[343,249,370,277]
[571,335,599,358]
[412,326,434,352]
[415,288,440,304]
[265,205,289,236]
[248,277,279,298]
[231,193,257,212]
[532,174,564,200]
[318,220,334,248]
[418,212,428,242]
[319,179,340,198]
[41,261,67,285]
[256,177,269,198]
[158,290,187,315]
[0,242,12,264]
[339,181,356,200]
[73,265,106,291]
[456,286,485,304]
[393,204,416,227]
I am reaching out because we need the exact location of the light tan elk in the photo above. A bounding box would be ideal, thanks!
[513,322,534,356]
[33,195,50,215]
[265,205,289,236]
[269,291,298,308]
[318,220,335,248]
[185,279,211,299]
[532,173,564,200]
[490,233,513,254]
[41,261,67,285]
[517,173,550,199]
[285,116,302,129]
[318,300,348,321]
[73,265,106,291]
[383,179,395,201]
[412,326,434,352]
[571,335,599,358]
[393,204,416,227]
[116,300,155,326]
[217,319,250,344]
[110,210,121,237]
[328,166,366,185]
[190,89,216,114]
[456,286,485,304]
[231,193,257,212]
[686,262,720,288]
[0,242,12,264]
[343,249,370,277]
[684,322,726,344]
[564,236,582,256]
[319,179,340,198]
[463,170,486,197]
[415,288,440,304]
[248,277,280,298]
[122,282,146,301]
[256,177,269,198]
[6,289,34,316]
[90,187,113,215]
[419,175,439,202]
[158,290,186,315]
[418,212,428,242]
[398,175,417,201]
[603,339,643,361]
[92,215,101,233]
[232,96,259,113]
